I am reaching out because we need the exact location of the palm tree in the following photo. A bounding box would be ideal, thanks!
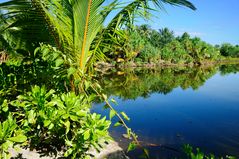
[137,24,152,38]
[0,0,196,72]
[180,32,191,41]
[158,27,175,47]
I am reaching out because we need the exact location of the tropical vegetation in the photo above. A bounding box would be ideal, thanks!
[0,0,238,158]
[0,0,199,158]
[102,25,239,66]
[183,144,236,159]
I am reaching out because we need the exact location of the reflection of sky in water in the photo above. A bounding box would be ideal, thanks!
[197,73,239,102]
[92,71,239,158]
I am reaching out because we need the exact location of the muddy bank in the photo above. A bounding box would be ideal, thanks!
[94,58,239,73]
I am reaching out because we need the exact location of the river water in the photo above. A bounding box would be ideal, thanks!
[92,64,239,158]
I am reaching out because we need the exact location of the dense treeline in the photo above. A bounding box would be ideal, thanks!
[103,25,239,65]
[219,43,239,57]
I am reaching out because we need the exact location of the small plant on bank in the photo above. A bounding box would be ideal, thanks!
[0,86,111,159]
[183,144,236,159]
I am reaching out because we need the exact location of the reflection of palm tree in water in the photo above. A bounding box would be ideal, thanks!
[97,66,228,100]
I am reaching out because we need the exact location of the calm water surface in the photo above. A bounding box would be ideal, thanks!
[92,65,239,158]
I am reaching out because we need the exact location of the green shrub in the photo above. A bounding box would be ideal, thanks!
[1,86,111,159]
[183,144,236,159]
[139,42,160,63]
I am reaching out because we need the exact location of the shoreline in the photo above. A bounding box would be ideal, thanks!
[95,58,239,72]
[9,140,129,159]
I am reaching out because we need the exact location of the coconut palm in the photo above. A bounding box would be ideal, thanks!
[137,24,152,38]
[0,0,196,71]
[158,27,175,47]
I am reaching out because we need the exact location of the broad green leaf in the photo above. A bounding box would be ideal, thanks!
[2,100,9,112]
[44,120,51,127]
[2,140,13,151]
[42,47,50,58]
[114,121,122,127]
[55,58,64,67]
[76,111,87,117]
[65,140,73,146]
[83,130,91,140]
[70,115,78,121]
[48,123,54,130]
[109,109,116,120]
[64,148,73,157]
[65,120,70,134]
[62,114,69,119]
[84,156,91,159]
[8,135,27,143]
[67,67,77,78]
[127,142,136,152]
[84,81,90,90]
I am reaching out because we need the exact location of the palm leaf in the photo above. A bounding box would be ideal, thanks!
[0,0,196,72]
[69,0,104,70]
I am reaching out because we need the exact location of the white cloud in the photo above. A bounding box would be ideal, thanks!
[175,30,205,37]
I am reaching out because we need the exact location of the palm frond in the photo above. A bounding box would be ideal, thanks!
[0,0,196,72]
[106,0,196,30]
[68,0,104,70]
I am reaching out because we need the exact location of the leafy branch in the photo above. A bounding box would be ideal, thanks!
[90,81,150,158]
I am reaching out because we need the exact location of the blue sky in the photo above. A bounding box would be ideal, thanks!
[143,0,239,45]
[1,0,238,45]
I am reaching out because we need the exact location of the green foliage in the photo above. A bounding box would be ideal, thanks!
[0,115,27,159]
[127,142,137,152]
[139,42,161,63]
[0,86,111,158]
[183,144,236,159]
[0,42,143,158]
[126,31,145,59]
[0,0,196,72]
[161,39,189,63]
[0,0,203,158]
[220,64,239,75]
[220,43,239,57]
[0,44,69,96]
[117,25,237,65]
[158,28,175,47]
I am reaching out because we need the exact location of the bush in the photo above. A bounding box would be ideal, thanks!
[138,42,160,63]
[220,43,239,57]
[1,86,111,159]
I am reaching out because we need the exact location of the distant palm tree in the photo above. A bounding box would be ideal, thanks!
[0,0,196,71]
[180,32,191,41]
[158,27,175,47]
[137,24,152,38]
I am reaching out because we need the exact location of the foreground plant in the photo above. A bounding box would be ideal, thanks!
[0,115,27,159]
[0,86,111,158]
